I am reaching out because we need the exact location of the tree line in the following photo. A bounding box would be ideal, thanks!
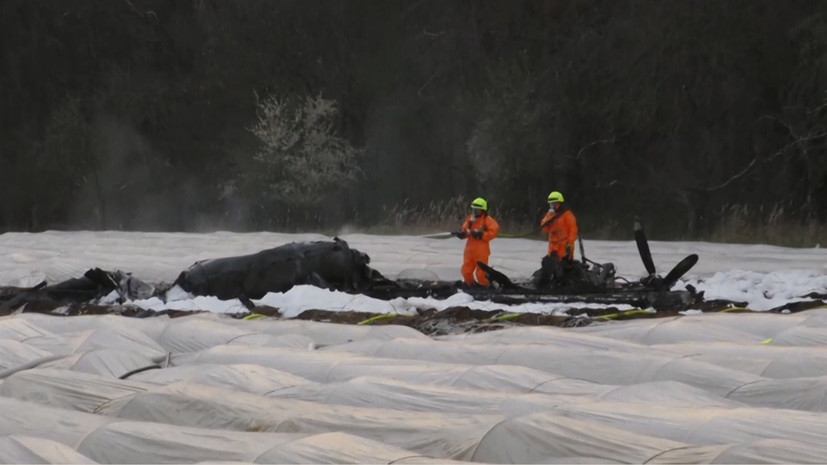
[1,0,825,243]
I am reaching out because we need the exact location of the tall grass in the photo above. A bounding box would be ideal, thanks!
[359,195,540,237]
[710,203,825,247]
[357,200,825,247]
[358,196,471,235]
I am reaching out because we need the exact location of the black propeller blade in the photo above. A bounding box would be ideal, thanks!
[634,217,657,276]
[633,218,698,291]
[661,254,699,290]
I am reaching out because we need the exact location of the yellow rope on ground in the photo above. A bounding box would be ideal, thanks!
[357,313,398,325]
[595,309,648,320]
[242,313,267,320]
[720,307,750,313]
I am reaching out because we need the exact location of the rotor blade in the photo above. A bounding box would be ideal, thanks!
[634,217,657,275]
[660,254,699,290]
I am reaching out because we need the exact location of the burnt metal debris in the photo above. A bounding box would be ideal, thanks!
[1,224,703,314]
[173,238,388,300]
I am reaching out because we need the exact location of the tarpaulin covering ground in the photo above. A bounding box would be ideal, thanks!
[0,231,826,463]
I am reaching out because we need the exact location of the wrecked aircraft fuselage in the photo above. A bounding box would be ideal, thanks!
[174,238,386,299]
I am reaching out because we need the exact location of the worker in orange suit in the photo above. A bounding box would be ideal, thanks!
[452,197,500,287]
[538,191,578,286]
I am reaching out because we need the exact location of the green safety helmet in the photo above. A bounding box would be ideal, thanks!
[547,191,565,203]
[470,197,488,211]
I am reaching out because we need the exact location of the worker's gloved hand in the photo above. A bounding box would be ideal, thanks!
[471,230,484,239]
[564,245,574,261]
[453,230,467,239]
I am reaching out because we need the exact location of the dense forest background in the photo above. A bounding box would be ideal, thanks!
[2,0,826,244]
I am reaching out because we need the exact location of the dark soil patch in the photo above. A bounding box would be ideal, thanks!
[288,306,618,335]
[2,285,825,336]
[768,300,827,313]
[292,309,376,325]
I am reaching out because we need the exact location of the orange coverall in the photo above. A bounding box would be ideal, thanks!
[459,213,500,286]
[540,208,578,259]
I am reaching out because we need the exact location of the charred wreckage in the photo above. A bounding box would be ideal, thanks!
[1,221,702,316]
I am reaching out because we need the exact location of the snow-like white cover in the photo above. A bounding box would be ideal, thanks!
[129,363,315,394]
[1,231,827,463]
[0,435,97,464]
[0,395,439,464]
[0,313,826,461]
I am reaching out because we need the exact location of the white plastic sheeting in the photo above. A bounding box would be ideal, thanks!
[171,343,606,395]
[0,396,114,446]
[23,327,168,359]
[572,310,827,344]
[12,367,827,462]
[155,317,315,352]
[37,349,159,378]
[651,341,827,378]
[0,397,441,464]
[543,400,827,446]
[320,334,827,411]
[269,375,566,415]
[1,369,501,461]
[0,435,96,464]
[0,368,152,413]
[648,439,827,464]
[440,325,664,352]
[0,339,52,370]
[14,313,170,340]
[574,314,775,344]
[726,375,827,412]
[266,376,739,413]
[78,424,435,464]
[321,337,765,396]
[4,310,827,463]
[129,363,315,395]
[0,372,739,464]
[1,366,737,418]
[0,316,53,340]
[209,313,430,345]
[468,413,688,463]
[770,324,827,346]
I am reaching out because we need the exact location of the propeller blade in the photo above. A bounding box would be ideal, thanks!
[634,217,657,276]
[660,254,699,290]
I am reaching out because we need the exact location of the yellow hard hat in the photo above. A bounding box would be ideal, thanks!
[471,197,488,211]
[547,191,565,203]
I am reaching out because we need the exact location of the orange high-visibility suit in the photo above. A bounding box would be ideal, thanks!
[459,213,500,286]
[540,206,578,259]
